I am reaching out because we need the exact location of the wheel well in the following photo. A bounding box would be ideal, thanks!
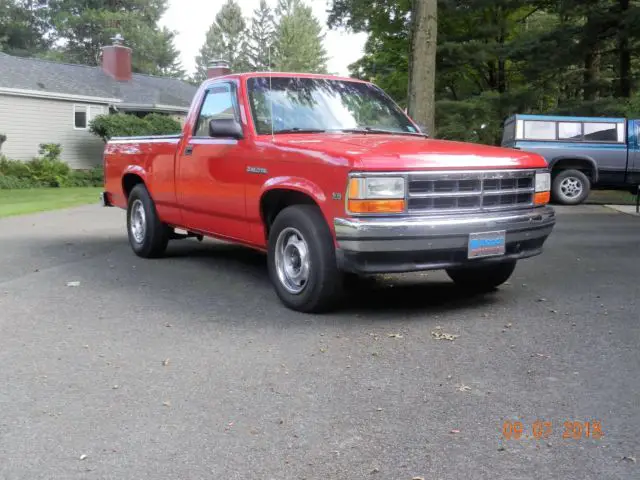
[260,189,319,235]
[551,159,596,181]
[122,173,144,198]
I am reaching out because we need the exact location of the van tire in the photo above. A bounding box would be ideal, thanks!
[552,169,590,205]
[126,184,170,258]
[267,205,343,313]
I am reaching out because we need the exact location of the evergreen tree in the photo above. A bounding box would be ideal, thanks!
[247,0,275,70]
[47,0,182,76]
[273,0,328,73]
[194,0,251,81]
[0,0,51,56]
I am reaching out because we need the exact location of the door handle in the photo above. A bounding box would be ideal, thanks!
[184,144,193,156]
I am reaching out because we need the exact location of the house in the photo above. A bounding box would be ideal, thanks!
[0,36,198,169]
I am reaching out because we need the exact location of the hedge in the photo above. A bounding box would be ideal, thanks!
[89,113,182,141]
[0,143,104,189]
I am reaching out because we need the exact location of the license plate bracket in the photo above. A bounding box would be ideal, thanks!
[468,231,506,259]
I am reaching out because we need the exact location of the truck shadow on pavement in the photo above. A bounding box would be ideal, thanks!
[163,240,501,315]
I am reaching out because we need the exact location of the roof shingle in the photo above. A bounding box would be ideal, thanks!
[0,53,197,110]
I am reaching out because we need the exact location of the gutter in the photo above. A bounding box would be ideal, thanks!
[0,86,121,104]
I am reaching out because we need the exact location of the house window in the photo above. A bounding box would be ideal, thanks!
[523,121,556,140]
[74,105,88,129]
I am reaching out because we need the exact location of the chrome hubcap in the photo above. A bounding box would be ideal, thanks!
[560,177,583,199]
[275,227,310,294]
[130,199,146,244]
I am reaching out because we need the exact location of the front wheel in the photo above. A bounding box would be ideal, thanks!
[446,261,516,292]
[552,169,590,205]
[267,205,343,313]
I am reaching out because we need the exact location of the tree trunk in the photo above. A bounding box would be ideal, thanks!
[583,46,600,101]
[618,0,631,97]
[407,0,437,136]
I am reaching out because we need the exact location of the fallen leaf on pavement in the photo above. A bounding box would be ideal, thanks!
[66,281,81,287]
[162,401,171,407]
[412,477,425,480]
[450,429,460,434]
[79,454,87,460]
[457,384,471,392]
[162,358,170,366]
[388,333,403,338]
[431,328,459,341]
[505,323,512,328]
[621,456,636,463]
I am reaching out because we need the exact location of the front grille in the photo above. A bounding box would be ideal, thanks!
[407,170,535,213]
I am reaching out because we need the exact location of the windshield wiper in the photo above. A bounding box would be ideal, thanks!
[272,128,327,134]
[336,127,427,137]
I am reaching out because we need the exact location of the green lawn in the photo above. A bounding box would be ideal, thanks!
[0,187,103,218]
[586,189,638,205]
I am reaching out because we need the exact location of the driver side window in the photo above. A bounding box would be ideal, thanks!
[194,83,238,137]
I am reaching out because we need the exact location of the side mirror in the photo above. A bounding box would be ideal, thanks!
[209,118,243,139]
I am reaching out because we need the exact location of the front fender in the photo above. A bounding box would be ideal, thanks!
[261,176,328,204]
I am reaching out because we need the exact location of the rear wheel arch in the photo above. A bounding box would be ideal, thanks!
[122,173,145,199]
[549,157,598,183]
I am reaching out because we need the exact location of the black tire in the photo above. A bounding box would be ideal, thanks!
[126,184,169,258]
[446,260,516,292]
[267,205,343,313]
[551,169,590,205]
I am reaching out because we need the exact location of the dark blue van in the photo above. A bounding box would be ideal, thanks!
[501,114,640,204]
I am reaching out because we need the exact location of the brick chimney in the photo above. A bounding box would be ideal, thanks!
[207,60,231,79]
[101,34,132,81]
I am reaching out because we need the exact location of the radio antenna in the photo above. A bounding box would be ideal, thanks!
[268,45,274,142]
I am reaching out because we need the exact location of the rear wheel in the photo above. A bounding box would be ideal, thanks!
[267,205,343,312]
[446,261,516,292]
[552,169,590,205]
[126,184,169,258]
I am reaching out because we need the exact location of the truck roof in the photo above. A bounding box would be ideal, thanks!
[202,71,370,85]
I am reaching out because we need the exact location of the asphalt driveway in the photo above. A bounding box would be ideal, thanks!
[0,203,638,479]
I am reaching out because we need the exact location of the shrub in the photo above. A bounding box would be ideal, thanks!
[0,175,38,189]
[38,143,63,161]
[25,157,71,187]
[67,166,104,187]
[89,113,182,141]
[0,156,31,178]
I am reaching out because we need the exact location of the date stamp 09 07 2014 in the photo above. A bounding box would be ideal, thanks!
[502,420,604,440]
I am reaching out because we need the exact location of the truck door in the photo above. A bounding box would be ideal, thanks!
[176,81,249,240]
[627,120,640,185]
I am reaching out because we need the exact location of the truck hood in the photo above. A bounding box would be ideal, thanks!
[275,134,547,170]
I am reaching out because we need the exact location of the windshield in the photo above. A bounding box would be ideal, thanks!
[246,76,419,136]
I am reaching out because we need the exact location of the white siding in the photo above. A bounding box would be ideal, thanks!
[0,94,108,169]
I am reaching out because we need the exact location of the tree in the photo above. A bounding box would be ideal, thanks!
[46,0,182,76]
[407,0,437,135]
[194,0,251,81]
[247,0,275,70]
[273,0,328,73]
[0,0,51,57]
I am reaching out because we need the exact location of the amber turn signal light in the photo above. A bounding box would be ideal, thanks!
[347,199,405,214]
[534,191,550,205]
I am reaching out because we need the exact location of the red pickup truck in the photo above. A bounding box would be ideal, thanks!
[102,72,556,312]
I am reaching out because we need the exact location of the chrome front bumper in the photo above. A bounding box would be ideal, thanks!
[334,206,556,274]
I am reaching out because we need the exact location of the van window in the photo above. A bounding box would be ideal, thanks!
[558,122,582,140]
[524,121,556,140]
[583,123,618,142]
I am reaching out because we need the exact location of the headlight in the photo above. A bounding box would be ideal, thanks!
[347,176,406,213]
[534,171,551,205]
